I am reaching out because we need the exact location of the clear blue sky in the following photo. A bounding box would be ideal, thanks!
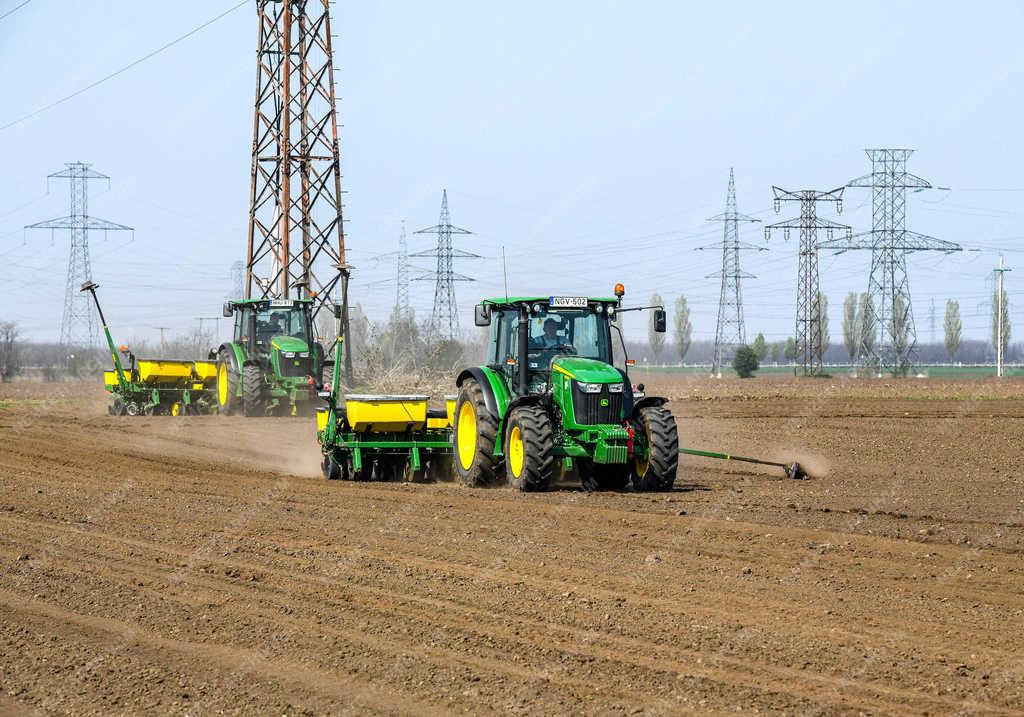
[1,0,1022,345]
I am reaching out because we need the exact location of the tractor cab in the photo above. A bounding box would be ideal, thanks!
[479,296,619,395]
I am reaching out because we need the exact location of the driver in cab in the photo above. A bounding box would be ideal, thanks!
[531,318,569,350]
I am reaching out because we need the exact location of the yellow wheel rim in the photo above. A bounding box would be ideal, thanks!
[217,363,228,406]
[171,403,181,416]
[456,401,477,470]
[508,425,524,478]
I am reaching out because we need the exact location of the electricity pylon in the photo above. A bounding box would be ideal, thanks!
[765,186,850,376]
[697,168,763,375]
[994,255,1012,378]
[396,221,410,318]
[26,162,133,351]
[246,0,351,380]
[413,190,478,341]
[820,149,961,376]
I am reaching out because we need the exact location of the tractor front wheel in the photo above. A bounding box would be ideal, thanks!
[453,378,503,486]
[503,405,554,492]
[216,348,239,415]
[631,405,679,492]
[242,364,266,417]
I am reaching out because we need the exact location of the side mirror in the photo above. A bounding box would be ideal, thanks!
[653,308,666,333]
[222,301,234,318]
[333,303,343,319]
[474,304,491,327]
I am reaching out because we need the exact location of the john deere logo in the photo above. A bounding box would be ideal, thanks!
[600,398,609,407]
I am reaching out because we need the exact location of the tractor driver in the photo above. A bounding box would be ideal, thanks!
[268,312,285,336]
[530,317,573,352]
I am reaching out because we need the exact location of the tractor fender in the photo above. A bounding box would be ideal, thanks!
[218,343,248,382]
[455,367,500,417]
[505,393,548,416]
[632,395,669,416]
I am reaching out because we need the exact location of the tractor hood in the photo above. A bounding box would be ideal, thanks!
[270,335,310,354]
[552,356,623,383]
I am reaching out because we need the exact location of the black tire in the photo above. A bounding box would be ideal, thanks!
[322,453,342,480]
[217,348,240,415]
[347,453,374,482]
[503,405,554,492]
[111,396,125,416]
[578,459,630,492]
[631,404,679,492]
[453,379,503,486]
[376,456,406,482]
[426,454,454,482]
[242,364,266,417]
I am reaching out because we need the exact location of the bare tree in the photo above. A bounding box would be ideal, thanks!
[812,292,829,363]
[648,292,666,364]
[944,299,961,362]
[842,292,858,361]
[0,322,19,382]
[856,292,876,358]
[673,295,692,363]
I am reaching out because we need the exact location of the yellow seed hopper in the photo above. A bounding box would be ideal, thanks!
[343,394,429,433]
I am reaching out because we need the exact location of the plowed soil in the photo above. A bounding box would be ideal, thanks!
[1,377,1022,715]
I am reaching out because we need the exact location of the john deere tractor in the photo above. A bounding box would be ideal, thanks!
[453,285,679,492]
[216,297,325,416]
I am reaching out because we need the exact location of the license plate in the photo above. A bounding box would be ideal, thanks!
[549,296,587,308]
[270,299,294,308]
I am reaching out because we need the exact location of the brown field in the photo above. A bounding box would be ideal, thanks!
[1,376,1022,715]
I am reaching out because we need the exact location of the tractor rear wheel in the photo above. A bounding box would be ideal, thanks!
[503,405,554,492]
[578,459,630,491]
[453,378,503,486]
[242,364,266,417]
[216,348,239,415]
[631,405,679,492]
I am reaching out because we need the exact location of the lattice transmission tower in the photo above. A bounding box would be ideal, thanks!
[766,187,850,376]
[396,221,410,318]
[413,190,478,340]
[247,0,351,379]
[26,162,132,351]
[820,149,961,376]
[698,168,763,374]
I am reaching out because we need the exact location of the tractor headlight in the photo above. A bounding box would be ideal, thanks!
[282,351,296,358]
[606,306,616,318]
[298,352,309,358]
[577,382,602,394]
[608,382,623,393]
[594,304,604,314]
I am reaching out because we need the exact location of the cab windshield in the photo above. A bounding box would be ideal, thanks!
[491,305,612,369]
[255,306,310,344]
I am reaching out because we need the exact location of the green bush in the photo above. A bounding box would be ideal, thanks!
[732,345,759,378]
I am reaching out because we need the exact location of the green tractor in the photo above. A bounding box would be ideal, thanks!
[454,285,679,492]
[216,297,326,416]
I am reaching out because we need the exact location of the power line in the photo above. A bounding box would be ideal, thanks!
[0,0,32,23]
[0,1,247,132]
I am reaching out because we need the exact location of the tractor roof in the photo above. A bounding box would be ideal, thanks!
[229,297,313,306]
[481,296,617,306]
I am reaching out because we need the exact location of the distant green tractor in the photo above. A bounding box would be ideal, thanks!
[454,285,678,492]
[216,298,325,416]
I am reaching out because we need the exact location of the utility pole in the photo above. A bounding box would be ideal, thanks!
[413,190,478,341]
[994,255,1012,378]
[155,326,170,352]
[765,186,850,376]
[820,149,961,376]
[697,168,763,375]
[26,162,133,352]
[247,0,351,382]
[929,298,937,345]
